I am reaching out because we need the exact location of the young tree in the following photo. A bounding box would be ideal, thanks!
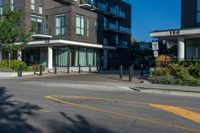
[0,9,32,68]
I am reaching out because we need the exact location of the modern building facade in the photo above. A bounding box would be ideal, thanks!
[150,0,200,60]
[0,0,132,71]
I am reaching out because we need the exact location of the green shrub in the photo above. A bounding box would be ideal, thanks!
[0,60,9,69]
[150,63,200,86]
[32,64,45,72]
[188,65,200,78]
[150,76,183,85]
[0,60,32,72]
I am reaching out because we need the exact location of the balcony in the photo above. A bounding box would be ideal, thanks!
[119,26,131,34]
[119,11,126,18]
[104,7,118,17]
[31,28,52,39]
[54,0,77,3]
[121,0,130,4]
[104,23,118,32]
[96,3,107,12]
[80,0,96,9]
[117,41,129,48]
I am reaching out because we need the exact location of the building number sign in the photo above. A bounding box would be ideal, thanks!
[169,30,180,35]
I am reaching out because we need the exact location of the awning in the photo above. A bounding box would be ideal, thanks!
[150,28,200,42]
[26,39,117,50]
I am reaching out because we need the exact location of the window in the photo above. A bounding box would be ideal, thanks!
[39,6,43,14]
[197,0,200,23]
[56,14,66,35]
[0,0,3,15]
[45,16,49,35]
[10,0,15,11]
[86,18,90,37]
[79,49,87,66]
[55,47,69,67]
[31,0,35,12]
[31,15,43,34]
[76,15,85,36]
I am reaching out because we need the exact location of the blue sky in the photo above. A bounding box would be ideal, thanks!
[131,0,181,41]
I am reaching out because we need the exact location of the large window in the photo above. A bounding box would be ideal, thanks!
[31,0,35,12]
[54,47,69,67]
[56,14,66,35]
[70,50,79,66]
[40,48,47,66]
[197,0,200,23]
[76,15,85,36]
[10,0,15,11]
[31,15,43,34]
[0,0,3,15]
[79,49,87,66]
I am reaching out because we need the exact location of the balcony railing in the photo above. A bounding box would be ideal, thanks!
[119,11,126,18]
[80,0,96,8]
[121,0,130,4]
[119,26,131,34]
[97,3,107,11]
[57,0,77,3]
[104,23,118,31]
[79,1,128,18]
[110,7,117,15]
[118,41,128,47]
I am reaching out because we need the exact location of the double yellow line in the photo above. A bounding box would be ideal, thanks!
[45,95,200,133]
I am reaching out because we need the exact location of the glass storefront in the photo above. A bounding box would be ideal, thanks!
[54,47,69,66]
[186,39,200,59]
[23,47,99,67]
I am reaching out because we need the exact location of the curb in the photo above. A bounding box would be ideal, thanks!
[130,87,200,98]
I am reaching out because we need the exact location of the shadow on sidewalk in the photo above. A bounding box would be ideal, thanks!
[0,86,41,133]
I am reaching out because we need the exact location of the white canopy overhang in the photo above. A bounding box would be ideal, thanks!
[150,28,200,42]
[25,39,117,50]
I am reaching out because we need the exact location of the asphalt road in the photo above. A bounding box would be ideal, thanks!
[0,77,200,133]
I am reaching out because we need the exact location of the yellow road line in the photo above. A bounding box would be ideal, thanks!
[52,95,200,111]
[52,95,151,105]
[150,104,200,124]
[39,109,51,112]
[45,96,200,133]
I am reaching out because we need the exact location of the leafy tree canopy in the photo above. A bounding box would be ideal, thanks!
[0,9,32,53]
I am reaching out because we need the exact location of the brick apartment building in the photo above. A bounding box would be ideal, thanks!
[0,0,132,71]
[150,0,200,60]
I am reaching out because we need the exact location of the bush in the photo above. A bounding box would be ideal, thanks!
[150,63,200,86]
[188,65,200,78]
[0,60,32,72]
[32,64,45,72]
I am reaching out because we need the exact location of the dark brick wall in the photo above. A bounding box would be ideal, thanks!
[2,0,131,47]
[181,0,200,28]
[45,4,102,44]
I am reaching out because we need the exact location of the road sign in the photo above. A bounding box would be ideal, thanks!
[153,51,159,57]
[152,42,159,51]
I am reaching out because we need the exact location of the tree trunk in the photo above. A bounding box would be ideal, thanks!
[8,52,11,69]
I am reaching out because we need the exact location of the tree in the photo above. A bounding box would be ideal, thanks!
[131,36,137,45]
[0,9,32,69]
